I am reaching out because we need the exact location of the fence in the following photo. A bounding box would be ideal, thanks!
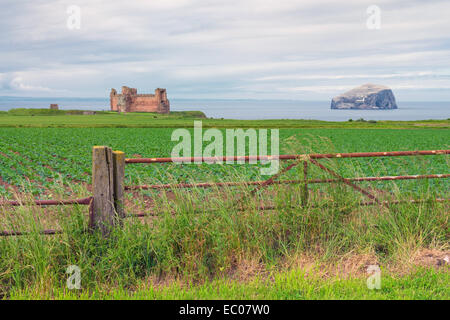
[1,146,449,236]
[0,197,92,236]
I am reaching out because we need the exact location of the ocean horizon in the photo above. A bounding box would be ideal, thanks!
[0,96,449,121]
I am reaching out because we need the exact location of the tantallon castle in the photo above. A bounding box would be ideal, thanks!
[110,86,170,113]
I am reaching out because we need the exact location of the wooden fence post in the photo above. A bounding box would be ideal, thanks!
[90,146,116,235]
[112,151,125,222]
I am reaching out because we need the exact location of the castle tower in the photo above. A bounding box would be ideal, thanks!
[110,86,170,113]
[155,88,170,113]
[110,89,117,111]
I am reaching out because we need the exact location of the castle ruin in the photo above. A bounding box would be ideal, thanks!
[110,86,170,113]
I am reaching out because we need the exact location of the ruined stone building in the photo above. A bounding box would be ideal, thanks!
[110,86,170,113]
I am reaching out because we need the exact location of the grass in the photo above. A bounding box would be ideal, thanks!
[0,114,448,300]
[0,162,448,299]
[0,110,448,128]
[0,108,207,118]
[9,268,449,300]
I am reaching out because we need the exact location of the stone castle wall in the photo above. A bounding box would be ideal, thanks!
[110,86,170,113]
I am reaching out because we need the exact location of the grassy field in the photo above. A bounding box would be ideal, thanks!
[0,112,448,300]
[10,268,449,300]
[0,109,448,128]
[1,181,448,300]
[0,127,448,198]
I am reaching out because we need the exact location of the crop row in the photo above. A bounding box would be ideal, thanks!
[0,128,448,199]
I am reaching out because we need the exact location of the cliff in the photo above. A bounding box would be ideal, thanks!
[331,84,398,110]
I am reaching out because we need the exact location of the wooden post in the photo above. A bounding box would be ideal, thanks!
[112,151,125,221]
[90,146,115,235]
[301,160,309,207]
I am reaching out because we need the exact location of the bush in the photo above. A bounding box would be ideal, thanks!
[6,108,97,116]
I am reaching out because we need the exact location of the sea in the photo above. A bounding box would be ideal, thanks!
[0,96,449,121]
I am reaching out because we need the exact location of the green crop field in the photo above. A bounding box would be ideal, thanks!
[0,127,448,198]
[0,116,448,300]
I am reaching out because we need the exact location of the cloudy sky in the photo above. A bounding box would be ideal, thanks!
[1,0,450,100]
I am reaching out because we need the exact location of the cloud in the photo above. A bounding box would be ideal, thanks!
[0,0,450,99]
[10,77,53,92]
[0,74,51,92]
[255,71,439,81]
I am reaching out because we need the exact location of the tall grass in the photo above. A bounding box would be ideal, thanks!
[0,140,448,298]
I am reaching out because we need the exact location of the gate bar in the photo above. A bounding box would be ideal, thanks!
[125,150,450,164]
[309,158,380,203]
[124,173,450,190]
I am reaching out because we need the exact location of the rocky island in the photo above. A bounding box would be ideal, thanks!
[331,84,398,110]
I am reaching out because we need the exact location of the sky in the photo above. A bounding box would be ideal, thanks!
[1,0,450,101]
